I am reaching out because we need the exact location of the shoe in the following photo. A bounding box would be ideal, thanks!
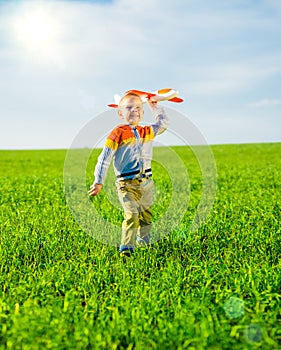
[120,250,132,257]
[136,234,150,247]
[119,245,134,257]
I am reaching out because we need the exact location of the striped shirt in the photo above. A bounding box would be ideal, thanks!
[94,107,169,184]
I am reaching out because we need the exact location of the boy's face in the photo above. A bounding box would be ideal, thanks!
[118,96,144,126]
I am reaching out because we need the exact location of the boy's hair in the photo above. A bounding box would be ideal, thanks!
[118,93,143,106]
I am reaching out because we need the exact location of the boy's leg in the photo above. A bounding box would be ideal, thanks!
[138,209,152,244]
[116,180,141,251]
[121,210,139,248]
[138,179,154,244]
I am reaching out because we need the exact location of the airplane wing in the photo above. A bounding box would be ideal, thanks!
[107,88,184,107]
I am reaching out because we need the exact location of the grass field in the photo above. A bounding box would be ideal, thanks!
[0,143,280,349]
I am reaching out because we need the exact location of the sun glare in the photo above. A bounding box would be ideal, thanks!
[12,6,61,63]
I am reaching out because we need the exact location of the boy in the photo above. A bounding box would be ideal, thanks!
[88,92,169,256]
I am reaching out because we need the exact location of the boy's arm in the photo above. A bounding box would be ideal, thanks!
[88,143,117,197]
[148,100,169,136]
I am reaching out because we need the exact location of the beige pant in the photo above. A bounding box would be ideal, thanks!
[116,178,154,247]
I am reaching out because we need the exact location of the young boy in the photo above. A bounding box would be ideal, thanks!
[88,92,169,256]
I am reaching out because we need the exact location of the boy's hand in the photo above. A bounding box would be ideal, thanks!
[147,99,158,110]
[88,184,102,196]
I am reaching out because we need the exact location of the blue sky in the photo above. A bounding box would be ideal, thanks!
[0,0,281,149]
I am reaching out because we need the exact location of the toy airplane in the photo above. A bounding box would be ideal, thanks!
[108,88,184,108]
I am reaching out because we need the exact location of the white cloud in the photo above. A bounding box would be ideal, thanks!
[0,0,281,148]
[186,52,281,97]
[248,98,281,108]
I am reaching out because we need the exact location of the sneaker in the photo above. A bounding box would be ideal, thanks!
[119,245,134,257]
[136,234,150,247]
[120,250,132,258]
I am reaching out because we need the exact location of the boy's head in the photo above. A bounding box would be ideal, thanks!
[118,93,144,126]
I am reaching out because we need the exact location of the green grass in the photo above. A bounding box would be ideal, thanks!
[0,143,280,349]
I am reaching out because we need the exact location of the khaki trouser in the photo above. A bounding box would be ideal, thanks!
[116,178,154,247]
